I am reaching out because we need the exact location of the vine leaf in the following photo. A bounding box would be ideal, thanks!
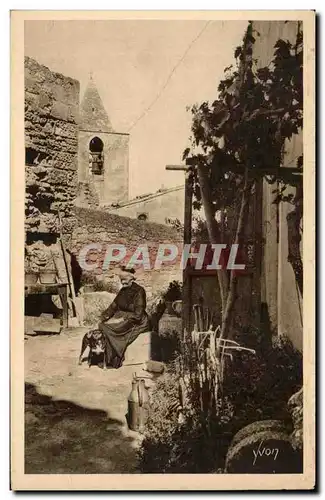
[182,148,190,161]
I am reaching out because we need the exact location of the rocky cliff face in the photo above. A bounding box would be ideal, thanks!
[25,56,80,234]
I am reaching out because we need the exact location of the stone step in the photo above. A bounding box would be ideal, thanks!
[25,315,62,335]
[124,331,151,366]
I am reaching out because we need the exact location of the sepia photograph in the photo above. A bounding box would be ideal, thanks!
[11,10,315,490]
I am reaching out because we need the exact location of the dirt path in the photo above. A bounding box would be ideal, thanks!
[25,327,150,473]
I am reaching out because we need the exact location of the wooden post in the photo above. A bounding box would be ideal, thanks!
[57,210,79,325]
[165,162,193,336]
[58,284,68,328]
[182,170,193,335]
[183,170,193,244]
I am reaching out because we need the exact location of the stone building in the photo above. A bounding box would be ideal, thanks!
[77,76,129,208]
[106,185,185,225]
[25,56,80,281]
[24,26,304,348]
[24,58,182,316]
[24,57,81,325]
[76,77,185,226]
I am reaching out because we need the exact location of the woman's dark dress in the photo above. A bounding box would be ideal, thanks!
[99,281,149,368]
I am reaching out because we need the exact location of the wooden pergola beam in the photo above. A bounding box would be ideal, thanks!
[167,159,303,175]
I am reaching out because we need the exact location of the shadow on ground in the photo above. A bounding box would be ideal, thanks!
[25,383,140,474]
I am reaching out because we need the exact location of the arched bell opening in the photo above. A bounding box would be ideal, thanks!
[89,136,104,175]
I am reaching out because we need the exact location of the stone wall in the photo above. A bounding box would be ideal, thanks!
[252,21,303,351]
[25,56,80,234]
[69,207,183,301]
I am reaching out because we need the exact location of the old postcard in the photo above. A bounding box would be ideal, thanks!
[11,10,315,490]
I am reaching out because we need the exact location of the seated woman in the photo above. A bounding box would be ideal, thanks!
[98,266,149,368]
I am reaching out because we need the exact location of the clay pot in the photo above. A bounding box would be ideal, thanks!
[165,301,174,315]
[172,300,182,317]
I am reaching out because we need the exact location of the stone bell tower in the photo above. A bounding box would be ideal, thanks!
[78,75,129,207]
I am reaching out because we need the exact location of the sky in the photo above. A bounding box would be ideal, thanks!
[25,19,247,197]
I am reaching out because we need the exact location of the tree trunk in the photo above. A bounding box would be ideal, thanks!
[196,161,252,341]
[219,168,252,340]
[196,162,229,313]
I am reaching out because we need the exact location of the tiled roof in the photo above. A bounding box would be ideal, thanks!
[103,184,184,209]
[79,76,114,133]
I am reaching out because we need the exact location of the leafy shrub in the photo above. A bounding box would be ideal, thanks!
[139,371,234,473]
[223,333,303,431]
[163,280,182,302]
[147,281,182,321]
[140,333,303,473]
